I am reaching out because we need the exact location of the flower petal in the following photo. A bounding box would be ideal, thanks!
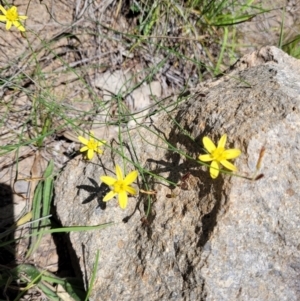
[199,154,213,162]
[118,191,128,209]
[203,136,216,153]
[217,134,227,149]
[210,160,220,179]
[95,148,103,155]
[223,149,241,159]
[115,165,123,181]
[78,136,88,145]
[125,185,136,195]
[19,15,28,20]
[100,176,117,186]
[0,16,7,21]
[124,170,138,185]
[6,20,12,30]
[103,191,117,202]
[0,5,7,15]
[87,149,94,160]
[80,146,88,152]
[13,21,25,31]
[96,140,106,146]
[220,159,237,172]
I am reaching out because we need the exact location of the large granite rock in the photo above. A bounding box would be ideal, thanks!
[54,46,300,301]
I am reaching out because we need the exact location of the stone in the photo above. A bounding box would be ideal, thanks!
[91,70,162,139]
[93,70,133,101]
[54,46,300,300]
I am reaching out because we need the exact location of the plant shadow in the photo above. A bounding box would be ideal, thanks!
[0,183,18,299]
[77,177,110,210]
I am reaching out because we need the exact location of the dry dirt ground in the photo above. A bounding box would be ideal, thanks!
[0,0,299,299]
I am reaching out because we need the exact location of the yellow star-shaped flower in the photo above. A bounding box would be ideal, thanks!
[0,6,28,32]
[100,165,138,209]
[78,131,106,160]
[199,134,241,179]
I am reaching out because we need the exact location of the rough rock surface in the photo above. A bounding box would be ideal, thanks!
[54,46,300,301]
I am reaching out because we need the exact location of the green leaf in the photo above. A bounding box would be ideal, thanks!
[26,160,54,258]
[282,34,300,59]
[10,264,42,283]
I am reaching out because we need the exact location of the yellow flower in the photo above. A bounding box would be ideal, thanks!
[0,6,28,32]
[78,131,106,160]
[199,134,241,179]
[100,165,138,209]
